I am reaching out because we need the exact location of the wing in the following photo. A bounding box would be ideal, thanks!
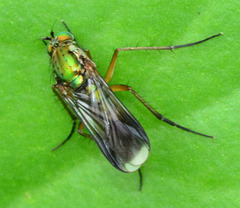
[56,69,150,173]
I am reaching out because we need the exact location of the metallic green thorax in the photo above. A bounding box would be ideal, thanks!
[48,32,87,88]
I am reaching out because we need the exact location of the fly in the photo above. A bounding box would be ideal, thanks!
[42,20,222,190]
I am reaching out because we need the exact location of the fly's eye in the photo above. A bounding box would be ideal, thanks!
[57,32,74,41]
[47,43,52,55]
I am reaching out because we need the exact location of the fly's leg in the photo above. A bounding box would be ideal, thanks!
[84,49,92,60]
[61,20,92,59]
[52,121,93,151]
[111,84,214,138]
[52,85,77,120]
[138,169,143,191]
[61,20,82,49]
[77,122,92,139]
[52,84,93,150]
[104,33,223,83]
[52,119,77,151]
[51,85,78,151]
[41,37,51,45]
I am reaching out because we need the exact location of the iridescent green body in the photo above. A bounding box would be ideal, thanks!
[44,24,217,175]
[48,32,88,88]
[46,31,150,173]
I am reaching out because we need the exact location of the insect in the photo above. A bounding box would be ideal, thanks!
[42,20,222,190]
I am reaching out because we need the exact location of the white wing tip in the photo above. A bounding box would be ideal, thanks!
[124,145,150,172]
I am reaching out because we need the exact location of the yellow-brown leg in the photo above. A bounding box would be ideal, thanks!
[104,33,222,83]
[77,122,92,139]
[111,84,214,138]
[84,49,92,59]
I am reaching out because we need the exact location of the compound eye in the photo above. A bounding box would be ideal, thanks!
[57,32,74,41]
[47,42,52,55]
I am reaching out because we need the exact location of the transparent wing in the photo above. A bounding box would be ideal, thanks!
[57,70,150,172]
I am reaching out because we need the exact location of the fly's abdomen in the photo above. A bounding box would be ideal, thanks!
[52,44,84,88]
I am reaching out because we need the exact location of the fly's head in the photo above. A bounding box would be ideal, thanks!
[42,31,74,56]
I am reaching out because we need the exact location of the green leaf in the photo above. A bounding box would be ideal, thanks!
[0,0,239,207]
